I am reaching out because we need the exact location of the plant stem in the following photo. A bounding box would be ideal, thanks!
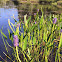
[16,46,21,62]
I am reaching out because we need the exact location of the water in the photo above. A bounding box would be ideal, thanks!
[0,7,19,61]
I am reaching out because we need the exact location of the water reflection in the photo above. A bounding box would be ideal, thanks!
[0,7,19,61]
[0,8,19,34]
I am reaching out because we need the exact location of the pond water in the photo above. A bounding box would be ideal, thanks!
[0,1,62,61]
[0,6,19,61]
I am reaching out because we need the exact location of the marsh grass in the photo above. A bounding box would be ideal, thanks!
[0,9,62,62]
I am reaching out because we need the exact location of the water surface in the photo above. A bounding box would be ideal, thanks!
[0,7,19,61]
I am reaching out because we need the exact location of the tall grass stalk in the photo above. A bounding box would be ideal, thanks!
[16,46,21,62]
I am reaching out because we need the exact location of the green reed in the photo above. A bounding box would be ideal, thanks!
[0,9,62,62]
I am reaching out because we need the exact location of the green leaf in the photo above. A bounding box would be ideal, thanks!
[33,37,36,45]
[8,19,15,33]
[27,16,31,24]
[40,16,43,25]
[0,31,7,39]
[28,48,30,55]
[14,18,17,22]
[59,33,62,47]
[23,36,27,51]
[10,35,13,42]
[43,31,46,41]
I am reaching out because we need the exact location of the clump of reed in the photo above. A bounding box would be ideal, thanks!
[0,9,62,62]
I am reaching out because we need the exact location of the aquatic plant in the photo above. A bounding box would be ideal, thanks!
[13,35,19,47]
[37,9,39,12]
[0,9,62,62]
[35,21,36,24]
[53,18,57,24]
[60,29,62,33]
